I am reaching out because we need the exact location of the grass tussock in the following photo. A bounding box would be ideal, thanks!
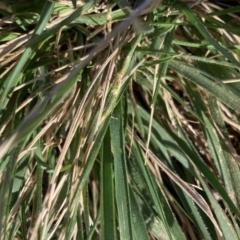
[1,0,240,239]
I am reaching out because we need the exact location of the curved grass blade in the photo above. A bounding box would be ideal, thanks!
[208,96,240,207]
[174,0,240,67]
[57,34,142,240]
[136,105,240,218]
[0,1,55,111]
[136,136,222,236]
[53,114,111,240]
[175,121,239,239]
[129,137,186,240]
[168,60,240,114]
[173,186,214,240]
[195,169,239,240]
[184,80,237,204]
[0,5,142,160]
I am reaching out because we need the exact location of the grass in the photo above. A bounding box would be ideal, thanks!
[0,0,240,239]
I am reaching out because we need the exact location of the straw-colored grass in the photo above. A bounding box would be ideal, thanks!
[1,0,240,239]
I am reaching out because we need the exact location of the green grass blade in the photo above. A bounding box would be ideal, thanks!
[175,0,240,67]
[0,146,20,237]
[110,101,133,240]
[129,138,186,240]
[151,27,175,105]
[173,187,214,240]
[196,170,239,240]
[168,60,240,114]
[35,141,44,239]
[184,81,236,203]
[129,187,149,240]
[100,128,116,240]
[60,115,111,239]
[135,105,240,217]
[1,1,240,238]
[208,96,240,207]
[0,1,55,111]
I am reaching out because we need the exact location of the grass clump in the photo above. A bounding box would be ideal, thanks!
[1,0,240,239]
